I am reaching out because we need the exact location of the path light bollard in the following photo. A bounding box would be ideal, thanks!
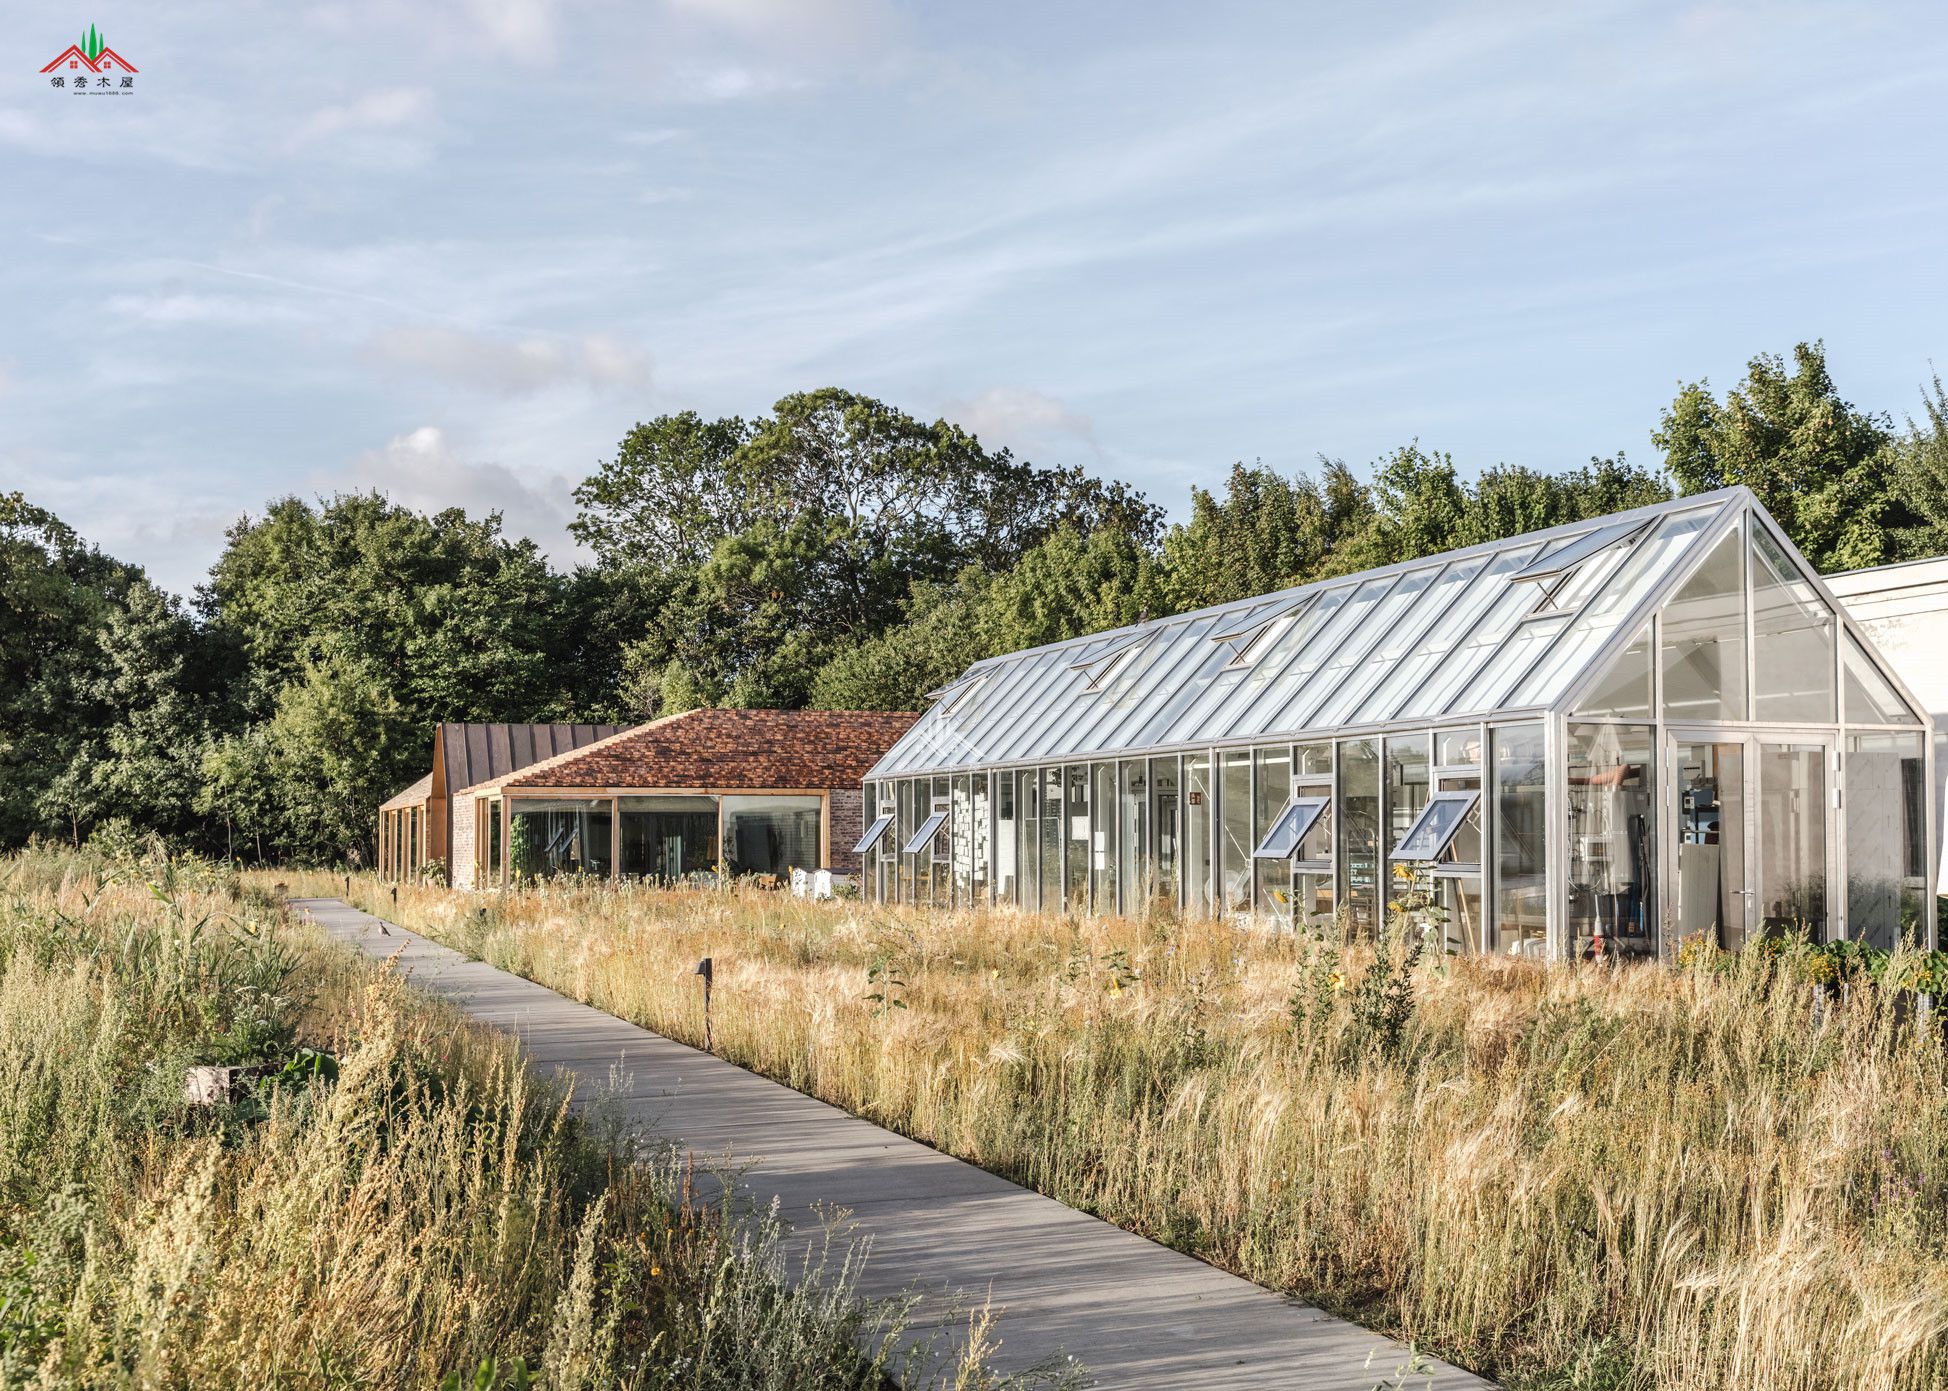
[391,886,397,908]
[344,875,351,897]
[694,957,714,1052]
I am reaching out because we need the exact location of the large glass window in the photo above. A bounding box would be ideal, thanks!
[1219,751,1253,914]
[1040,767,1063,911]
[952,775,974,906]
[1385,733,1430,874]
[1064,765,1089,911]
[1844,635,1922,726]
[1254,746,1292,921]
[1336,738,1380,936]
[896,780,918,903]
[994,773,1017,906]
[619,795,718,882]
[1847,732,1928,950]
[931,776,952,906]
[1151,757,1180,909]
[1118,759,1150,916]
[1186,754,1214,917]
[509,798,613,880]
[486,798,503,885]
[1661,523,1748,722]
[1567,725,1655,959]
[1675,740,1747,951]
[972,775,990,904]
[1093,762,1118,913]
[1752,528,1836,722]
[1756,743,1827,940]
[1574,627,1652,720]
[723,794,821,880]
[1491,725,1547,955]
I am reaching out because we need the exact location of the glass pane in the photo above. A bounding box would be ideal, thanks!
[1064,766,1089,912]
[994,774,1017,904]
[896,780,918,903]
[1386,733,1430,867]
[1296,870,1335,931]
[952,775,974,906]
[1212,581,1383,741]
[1398,565,1549,719]
[1365,547,1538,722]
[1186,754,1214,917]
[1661,524,1748,722]
[1219,751,1253,914]
[1490,725,1547,955]
[1151,757,1181,910]
[1435,773,1482,866]
[853,813,894,856]
[971,775,990,904]
[902,808,947,857]
[1165,590,1348,747]
[1752,528,1836,722]
[1092,763,1118,913]
[1514,517,1647,581]
[510,797,613,880]
[1437,727,1483,768]
[1515,506,1717,709]
[1041,768,1063,911]
[1317,558,1488,729]
[1439,876,1483,953]
[1118,759,1150,914]
[931,775,951,907]
[1336,738,1381,936]
[1254,746,1293,918]
[1394,792,1478,860]
[1847,732,1928,950]
[1014,770,1038,910]
[621,794,718,882]
[1567,724,1655,959]
[1254,796,1330,859]
[1757,742,1827,939]
[1844,634,1921,725]
[1443,613,1571,714]
[1675,741,1746,950]
[1572,628,1652,720]
[1271,568,1439,734]
[1296,741,1333,779]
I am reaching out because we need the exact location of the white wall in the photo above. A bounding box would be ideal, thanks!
[1828,556,1948,894]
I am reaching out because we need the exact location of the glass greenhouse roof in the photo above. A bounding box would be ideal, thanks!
[866,488,1923,778]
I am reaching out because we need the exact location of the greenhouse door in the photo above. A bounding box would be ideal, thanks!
[1667,731,1833,951]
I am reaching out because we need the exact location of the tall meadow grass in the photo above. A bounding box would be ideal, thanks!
[311,870,1948,1391]
[0,847,1059,1390]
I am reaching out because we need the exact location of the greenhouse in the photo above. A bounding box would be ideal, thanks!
[858,487,1939,959]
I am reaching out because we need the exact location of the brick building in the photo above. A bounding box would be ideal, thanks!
[417,708,917,889]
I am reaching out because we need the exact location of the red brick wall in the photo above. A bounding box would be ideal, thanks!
[827,785,866,875]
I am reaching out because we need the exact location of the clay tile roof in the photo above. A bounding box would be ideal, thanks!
[379,772,434,812]
[457,709,919,795]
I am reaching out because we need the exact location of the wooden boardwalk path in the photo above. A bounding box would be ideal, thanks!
[294,898,1491,1391]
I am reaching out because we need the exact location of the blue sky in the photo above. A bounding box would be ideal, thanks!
[4,0,1946,597]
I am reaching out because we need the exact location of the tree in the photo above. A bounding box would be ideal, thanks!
[1159,462,1373,611]
[1653,342,1908,571]
[261,654,415,864]
[1890,371,1948,560]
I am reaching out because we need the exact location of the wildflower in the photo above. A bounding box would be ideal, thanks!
[1329,971,1345,991]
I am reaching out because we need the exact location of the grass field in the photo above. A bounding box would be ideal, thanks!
[302,869,1948,1391]
[0,847,1057,1390]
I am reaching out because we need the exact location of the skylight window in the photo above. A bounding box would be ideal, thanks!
[853,812,895,855]
[1392,790,1481,861]
[1209,596,1314,668]
[926,673,987,719]
[1070,631,1152,692]
[1251,795,1330,860]
[1514,519,1649,619]
[902,808,948,855]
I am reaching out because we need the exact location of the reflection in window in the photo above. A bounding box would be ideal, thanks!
[1254,746,1292,920]
[1040,767,1063,911]
[510,798,613,880]
[1567,724,1655,959]
[620,795,717,882]
[1661,524,1748,721]
[1151,757,1181,908]
[1065,766,1090,911]
[723,795,821,880]
[1220,751,1253,914]
[1092,762,1118,913]
[1755,744,1826,940]
[1492,725,1547,955]
[1847,732,1928,950]
[994,774,1017,904]
[1186,754,1214,917]
[1393,791,1480,861]
[1118,759,1150,914]
[1575,628,1652,720]
[1337,738,1380,936]
[1751,528,1835,722]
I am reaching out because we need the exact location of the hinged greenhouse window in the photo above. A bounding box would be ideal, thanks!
[1210,596,1315,669]
[902,807,949,855]
[1251,795,1330,860]
[853,812,895,855]
[1070,632,1151,692]
[1392,789,1482,861]
[926,674,987,719]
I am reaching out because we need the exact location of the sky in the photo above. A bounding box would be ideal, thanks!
[3,0,1947,598]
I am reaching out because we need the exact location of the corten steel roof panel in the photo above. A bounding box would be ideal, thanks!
[865,489,1772,778]
[456,709,918,796]
[438,722,623,795]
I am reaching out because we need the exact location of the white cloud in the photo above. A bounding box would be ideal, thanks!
[665,0,895,52]
[366,326,652,396]
[290,86,433,147]
[464,0,560,61]
[942,386,1096,455]
[337,426,584,560]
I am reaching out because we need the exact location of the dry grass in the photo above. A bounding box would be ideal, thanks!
[300,869,1948,1391]
[0,847,1065,1390]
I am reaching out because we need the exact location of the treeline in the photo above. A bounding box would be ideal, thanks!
[6,344,1947,865]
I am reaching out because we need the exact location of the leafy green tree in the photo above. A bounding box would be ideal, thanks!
[1159,461,1375,610]
[1890,371,1948,560]
[1653,342,1909,571]
[197,726,285,864]
[261,654,416,864]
